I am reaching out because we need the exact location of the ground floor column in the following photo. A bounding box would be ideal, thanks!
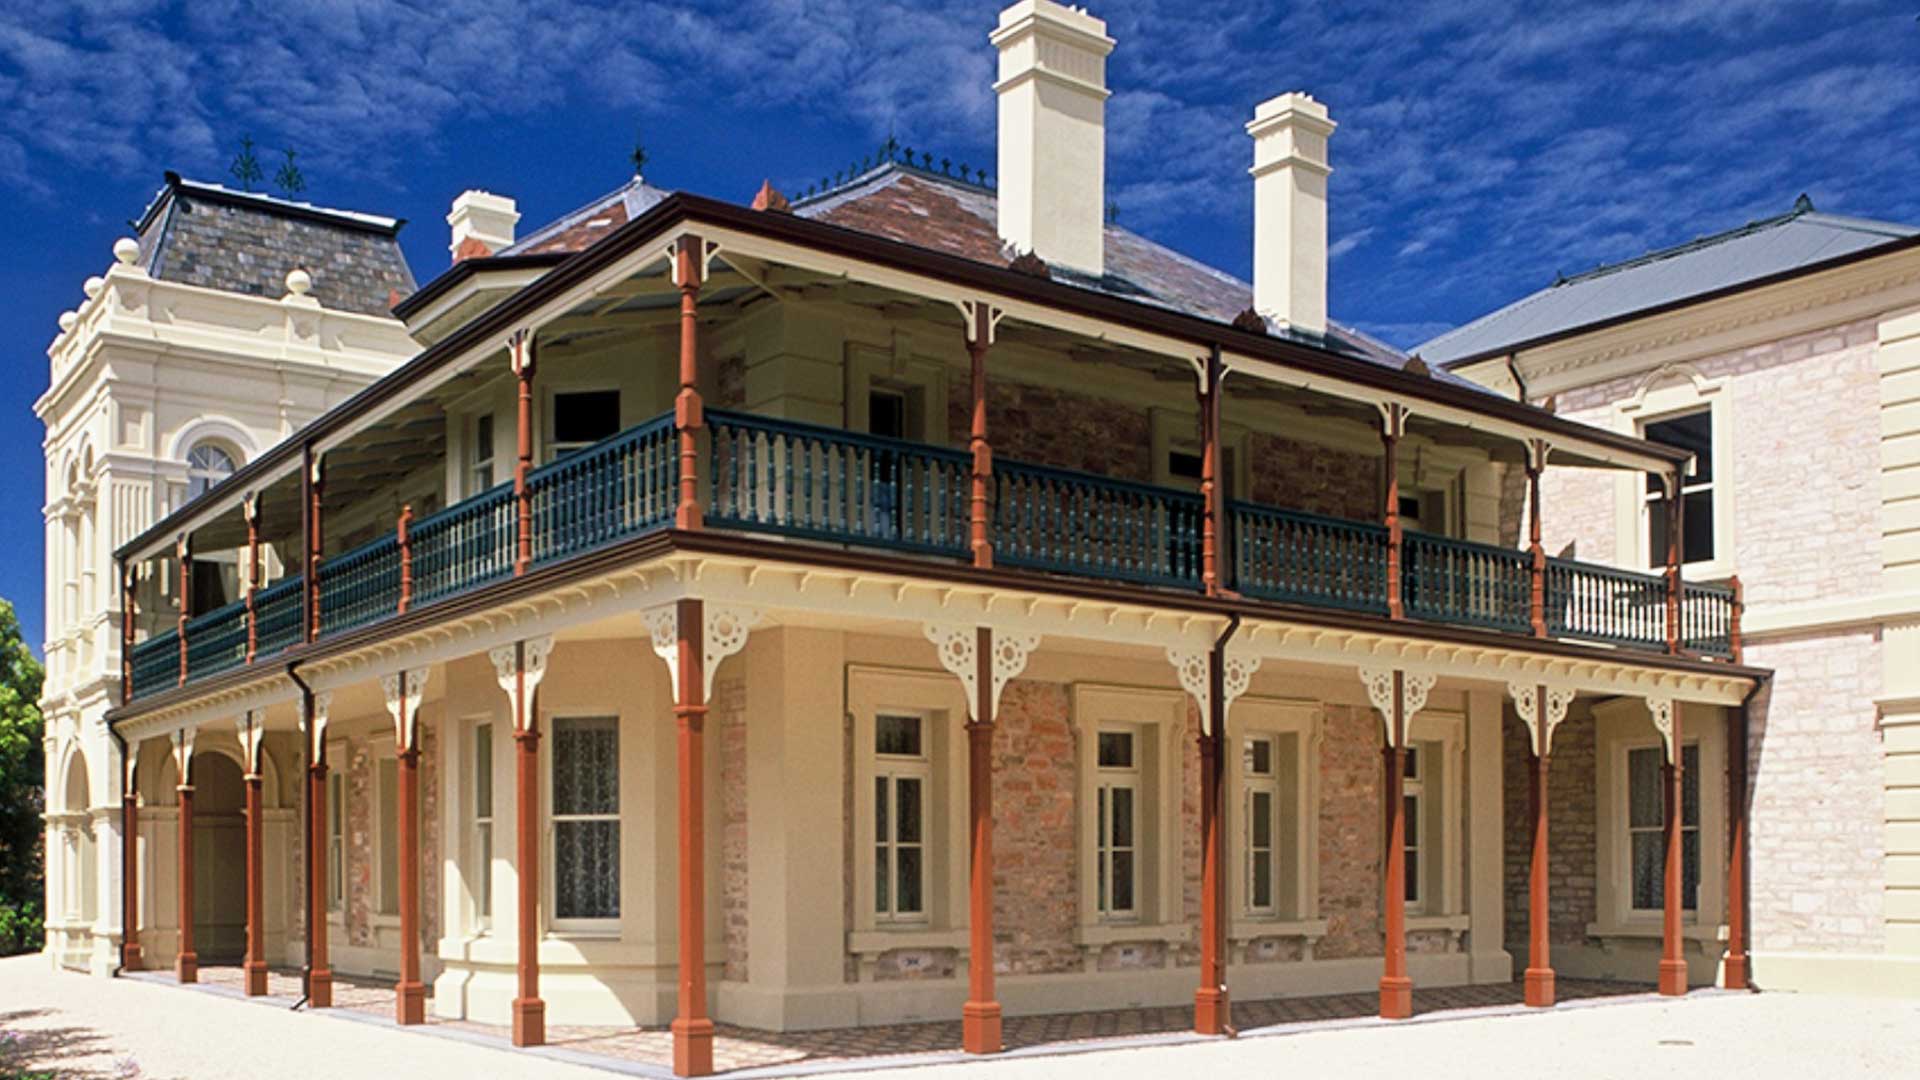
[672,598,714,1077]
[491,638,553,1048]
[382,671,428,1025]
[963,626,1000,1054]
[1655,697,1686,996]
[1525,741,1553,1006]
[1363,667,1432,1020]
[1195,711,1227,1033]
[238,711,267,996]
[307,704,333,1008]
[171,730,197,984]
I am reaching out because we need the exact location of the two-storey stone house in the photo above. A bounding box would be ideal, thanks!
[40,3,1764,1075]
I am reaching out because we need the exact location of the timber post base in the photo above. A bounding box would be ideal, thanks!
[396,981,426,1026]
[308,968,333,1009]
[1379,975,1412,1020]
[962,1000,1003,1054]
[1523,967,1555,1008]
[1724,953,1750,990]
[175,952,197,984]
[244,960,269,997]
[512,998,546,1048]
[671,1016,715,1077]
[1194,986,1229,1035]
[122,943,143,972]
[1658,960,1688,997]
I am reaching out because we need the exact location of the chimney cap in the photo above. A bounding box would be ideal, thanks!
[1248,92,1337,137]
[991,1,1114,49]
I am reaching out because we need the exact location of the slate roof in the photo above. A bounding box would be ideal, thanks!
[1420,196,1920,367]
[132,173,417,317]
[498,163,1438,382]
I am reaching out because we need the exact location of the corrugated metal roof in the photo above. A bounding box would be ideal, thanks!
[1420,197,1917,367]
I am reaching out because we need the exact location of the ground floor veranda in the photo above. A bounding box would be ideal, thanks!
[58,547,1759,1075]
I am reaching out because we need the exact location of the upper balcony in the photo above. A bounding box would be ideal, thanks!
[111,192,1738,708]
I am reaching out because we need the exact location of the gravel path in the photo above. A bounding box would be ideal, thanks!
[3,955,1916,1079]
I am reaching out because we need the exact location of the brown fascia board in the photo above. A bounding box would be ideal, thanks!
[118,191,1688,562]
[105,528,1766,726]
[1438,230,1920,372]
[390,252,571,321]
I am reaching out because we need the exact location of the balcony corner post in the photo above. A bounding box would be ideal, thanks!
[304,448,324,642]
[1380,404,1408,620]
[244,493,260,663]
[1527,439,1548,638]
[1200,348,1226,596]
[964,301,998,569]
[1664,471,1683,655]
[511,329,536,577]
[397,504,414,614]
[673,234,708,532]
[174,536,190,686]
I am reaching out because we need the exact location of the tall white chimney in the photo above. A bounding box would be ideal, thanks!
[991,1,1114,277]
[1247,93,1335,336]
[447,189,520,263]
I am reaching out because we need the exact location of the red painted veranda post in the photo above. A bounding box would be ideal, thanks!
[966,303,993,568]
[509,641,546,1047]
[174,538,189,687]
[674,235,706,531]
[1665,469,1684,655]
[963,626,1000,1054]
[119,561,135,702]
[1382,405,1407,620]
[1660,701,1687,996]
[1527,440,1548,638]
[1200,348,1225,597]
[1195,640,1229,1034]
[173,734,197,983]
[393,674,426,1025]
[511,329,536,576]
[305,690,333,1008]
[673,598,714,1076]
[241,715,268,997]
[304,450,324,642]
[1524,684,1555,1007]
[396,505,414,612]
[1380,671,1412,1019]
[244,495,260,663]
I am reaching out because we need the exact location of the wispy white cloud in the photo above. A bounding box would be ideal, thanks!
[2,1,1915,348]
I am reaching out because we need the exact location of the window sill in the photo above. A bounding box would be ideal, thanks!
[1229,917,1329,944]
[847,927,967,956]
[1586,920,1726,943]
[1407,913,1471,933]
[1073,921,1191,949]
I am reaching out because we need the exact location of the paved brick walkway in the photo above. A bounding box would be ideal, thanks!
[179,966,1655,1075]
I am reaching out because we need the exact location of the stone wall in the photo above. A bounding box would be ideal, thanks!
[1521,318,1888,955]
[1317,704,1382,960]
[1246,431,1380,522]
[717,675,750,982]
[341,722,441,959]
[991,680,1081,976]
[1501,710,1598,951]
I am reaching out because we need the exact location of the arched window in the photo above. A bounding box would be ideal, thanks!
[186,443,237,500]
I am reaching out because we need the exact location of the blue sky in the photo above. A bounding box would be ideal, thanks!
[2,1,1917,649]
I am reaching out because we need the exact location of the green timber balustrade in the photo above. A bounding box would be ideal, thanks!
[135,409,1741,699]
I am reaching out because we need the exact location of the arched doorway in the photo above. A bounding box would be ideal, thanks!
[190,752,247,964]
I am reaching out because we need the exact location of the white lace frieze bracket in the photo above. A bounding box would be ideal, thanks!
[1646,695,1677,763]
[1165,646,1264,735]
[299,691,333,762]
[646,603,760,703]
[1507,682,1576,756]
[925,623,1038,723]
[489,636,555,732]
[234,709,267,778]
[170,727,196,790]
[381,669,429,753]
[1359,667,1437,748]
